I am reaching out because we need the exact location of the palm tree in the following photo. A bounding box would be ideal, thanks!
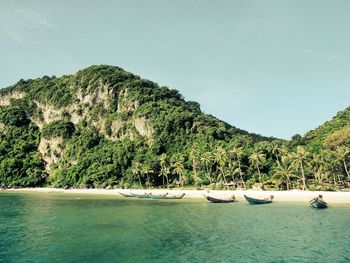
[214,146,229,189]
[290,146,309,190]
[172,154,185,187]
[189,144,200,178]
[269,142,282,166]
[200,151,213,184]
[229,146,245,188]
[319,150,339,187]
[335,146,350,179]
[142,164,153,189]
[131,161,143,188]
[274,158,294,190]
[158,153,170,188]
[248,149,266,182]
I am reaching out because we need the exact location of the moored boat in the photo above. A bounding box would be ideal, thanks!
[118,191,136,197]
[309,195,327,209]
[129,192,152,198]
[244,195,273,205]
[137,193,168,199]
[161,193,185,199]
[120,191,184,199]
[204,195,237,203]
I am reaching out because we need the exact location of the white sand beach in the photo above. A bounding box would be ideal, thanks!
[3,187,350,204]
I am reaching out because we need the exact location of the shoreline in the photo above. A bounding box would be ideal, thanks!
[2,188,350,203]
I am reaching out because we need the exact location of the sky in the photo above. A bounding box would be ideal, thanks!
[0,0,349,139]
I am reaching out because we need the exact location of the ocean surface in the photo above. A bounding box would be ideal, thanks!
[0,193,349,263]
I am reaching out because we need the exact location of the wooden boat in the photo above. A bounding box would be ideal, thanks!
[244,195,273,205]
[161,193,185,199]
[132,192,168,199]
[129,192,152,198]
[146,193,169,199]
[118,191,136,197]
[309,195,327,209]
[119,192,184,199]
[204,195,237,203]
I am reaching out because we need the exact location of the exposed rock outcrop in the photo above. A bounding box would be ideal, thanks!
[38,137,64,171]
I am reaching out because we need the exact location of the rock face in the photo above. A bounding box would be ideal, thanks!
[134,117,152,138]
[77,81,116,110]
[0,91,25,106]
[38,137,64,171]
[27,74,155,169]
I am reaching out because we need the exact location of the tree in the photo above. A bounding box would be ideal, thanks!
[310,153,326,185]
[141,164,153,189]
[248,149,266,182]
[229,146,245,188]
[131,161,143,188]
[274,157,294,190]
[334,146,350,179]
[290,146,309,190]
[171,154,185,187]
[214,146,229,189]
[189,144,200,178]
[200,151,213,184]
[269,142,282,166]
[158,153,170,188]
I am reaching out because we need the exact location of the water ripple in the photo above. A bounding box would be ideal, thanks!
[0,194,350,263]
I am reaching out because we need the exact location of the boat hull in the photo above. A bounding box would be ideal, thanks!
[118,192,135,197]
[205,195,236,203]
[310,199,327,209]
[160,193,186,199]
[244,195,273,205]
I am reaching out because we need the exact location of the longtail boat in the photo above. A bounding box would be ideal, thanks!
[133,192,168,199]
[204,195,237,203]
[244,195,274,205]
[118,191,136,197]
[119,192,185,199]
[309,195,327,209]
[161,193,185,199]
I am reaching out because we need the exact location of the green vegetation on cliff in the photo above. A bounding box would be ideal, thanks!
[0,65,349,190]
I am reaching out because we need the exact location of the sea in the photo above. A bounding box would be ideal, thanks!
[0,192,349,263]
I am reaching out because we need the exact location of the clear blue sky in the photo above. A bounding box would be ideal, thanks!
[1,0,349,139]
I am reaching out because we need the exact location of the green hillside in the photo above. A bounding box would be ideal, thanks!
[0,65,272,188]
[0,65,349,190]
[304,107,350,152]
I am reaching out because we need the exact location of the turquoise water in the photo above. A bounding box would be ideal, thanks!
[0,193,350,263]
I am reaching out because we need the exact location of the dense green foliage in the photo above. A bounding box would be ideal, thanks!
[0,65,349,190]
[42,120,75,139]
[304,107,350,152]
[0,106,45,187]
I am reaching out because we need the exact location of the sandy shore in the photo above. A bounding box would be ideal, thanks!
[2,187,350,204]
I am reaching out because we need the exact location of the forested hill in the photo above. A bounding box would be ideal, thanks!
[0,65,273,188]
[304,107,350,152]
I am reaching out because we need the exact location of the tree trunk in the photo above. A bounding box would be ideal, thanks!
[138,175,142,188]
[237,159,245,188]
[275,153,280,166]
[221,168,230,190]
[165,175,169,189]
[333,175,337,188]
[146,173,150,189]
[300,162,306,190]
[343,160,350,178]
[206,165,212,184]
[286,174,291,190]
[256,164,261,182]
